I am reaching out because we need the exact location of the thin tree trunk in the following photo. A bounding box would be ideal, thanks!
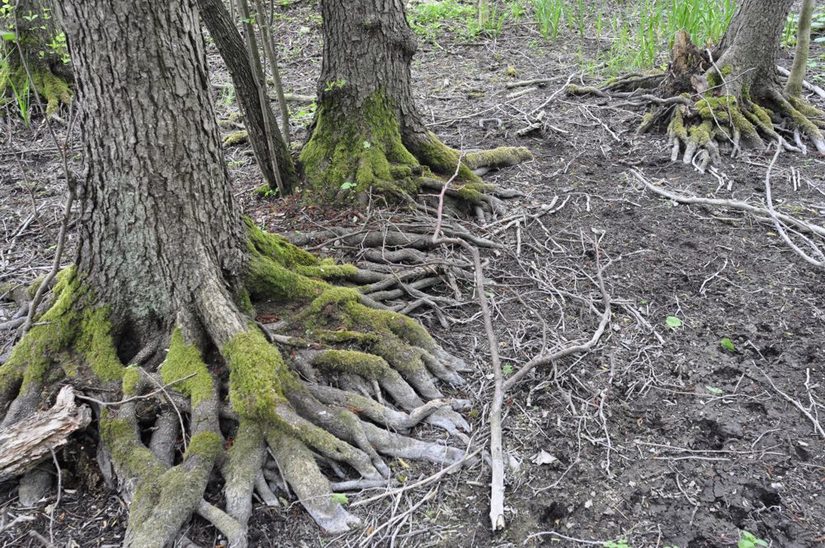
[254,0,290,141]
[786,0,815,97]
[199,0,298,194]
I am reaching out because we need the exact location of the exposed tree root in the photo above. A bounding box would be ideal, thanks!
[567,31,825,170]
[0,223,471,547]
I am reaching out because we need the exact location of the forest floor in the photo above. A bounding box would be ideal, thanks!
[2,1,825,547]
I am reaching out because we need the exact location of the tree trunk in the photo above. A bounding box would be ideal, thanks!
[198,0,298,195]
[1,1,470,544]
[786,0,815,98]
[58,0,245,353]
[300,0,478,197]
[713,0,794,96]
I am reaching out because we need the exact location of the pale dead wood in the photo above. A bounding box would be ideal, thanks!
[0,386,91,482]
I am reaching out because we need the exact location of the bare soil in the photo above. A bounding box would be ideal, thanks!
[2,2,825,547]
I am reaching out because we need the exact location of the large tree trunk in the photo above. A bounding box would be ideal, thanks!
[300,0,482,198]
[60,0,246,349]
[1,1,469,545]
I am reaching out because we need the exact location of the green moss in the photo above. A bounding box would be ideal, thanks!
[295,261,358,279]
[247,253,325,302]
[788,96,824,119]
[33,69,72,116]
[184,431,223,461]
[668,105,688,140]
[312,329,380,345]
[26,275,46,299]
[750,103,774,126]
[312,349,389,380]
[0,64,71,117]
[122,367,141,397]
[246,218,318,267]
[76,307,124,382]
[223,328,292,420]
[100,417,164,480]
[411,131,481,184]
[7,268,82,388]
[159,329,213,406]
[462,146,532,170]
[781,97,825,139]
[299,91,421,197]
[706,65,732,88]
[223,130,249,147]
[236,287,254,316]
[688,119,713,146]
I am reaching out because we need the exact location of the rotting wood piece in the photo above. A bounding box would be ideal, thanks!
[0,386,91,482]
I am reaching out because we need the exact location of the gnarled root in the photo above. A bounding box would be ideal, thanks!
[0,223,471,546]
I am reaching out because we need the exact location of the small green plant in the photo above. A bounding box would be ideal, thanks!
[738,530,768,548]
[219,85,235,107]
[323,78,346,92]
[533,0,565,40]
[255,183,278,198]
[408,0,473,41]
[665,315,683,329]
[502,363,514,376]
[720,337,736,352]
[8,75,32,127]
[340,180,356,191]
[603,541,630,548]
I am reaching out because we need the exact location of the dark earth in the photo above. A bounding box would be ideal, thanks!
[2,1,825,546]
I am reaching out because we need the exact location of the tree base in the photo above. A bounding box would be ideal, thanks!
[0,222,472,547]
[299,92,531,212]
[0,62,72,119]
[567,32,825,170]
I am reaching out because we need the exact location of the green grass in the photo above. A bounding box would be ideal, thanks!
[406,0,737,75]
[601,0,735,74]
[407,0,529,41]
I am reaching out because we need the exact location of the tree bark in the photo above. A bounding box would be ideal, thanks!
[714,0,794,95]
[786,0,815,98]
[198,0,298,194]
[57,0,246,347]
[301,0,479,197]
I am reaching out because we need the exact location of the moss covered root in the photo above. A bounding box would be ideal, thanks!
[300,90,528,203]
[0,64,72,117]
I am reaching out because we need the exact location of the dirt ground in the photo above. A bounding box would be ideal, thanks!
[2,2,825,547]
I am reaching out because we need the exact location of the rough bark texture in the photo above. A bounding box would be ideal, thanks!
[317,0,423,140]
[57,0,246,345]
[198,0,298,194]
[714,0,794,95]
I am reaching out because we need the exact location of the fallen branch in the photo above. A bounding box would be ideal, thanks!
[631,169,825,239]
[0,386,91,482]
